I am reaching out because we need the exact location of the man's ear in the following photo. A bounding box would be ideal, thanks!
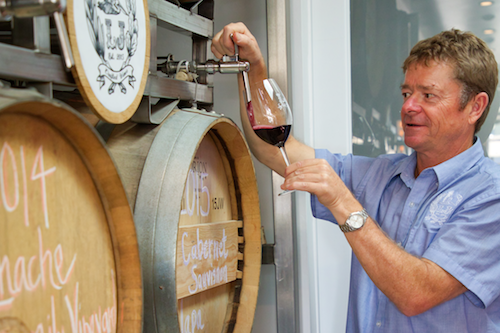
[468,92,489,125]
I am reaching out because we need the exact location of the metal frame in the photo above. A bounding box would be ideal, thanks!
[149,0,213,38]
[266,0,298,332]
[0,0,214,115]
[0,42,73,85]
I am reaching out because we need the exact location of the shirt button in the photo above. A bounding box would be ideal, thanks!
[409,202,415,207]
[376,321,382,327]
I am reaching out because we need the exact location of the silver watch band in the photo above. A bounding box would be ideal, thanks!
[339,209,368,233]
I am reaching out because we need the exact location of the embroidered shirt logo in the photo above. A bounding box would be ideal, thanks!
[425,191,463,226]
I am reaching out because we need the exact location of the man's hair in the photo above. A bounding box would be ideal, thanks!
[402,29,498,133]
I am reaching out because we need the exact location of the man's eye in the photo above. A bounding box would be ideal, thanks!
[402,92,410,98]
[425,93,434,99]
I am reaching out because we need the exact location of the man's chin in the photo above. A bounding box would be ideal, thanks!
[404,138,420,151]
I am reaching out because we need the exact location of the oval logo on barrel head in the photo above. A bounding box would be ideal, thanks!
[68,0,149,123]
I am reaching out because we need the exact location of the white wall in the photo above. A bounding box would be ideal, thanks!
[289,0,352,332]
[213,0,352,332]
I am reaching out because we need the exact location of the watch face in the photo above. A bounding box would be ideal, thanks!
[349,214,365,228]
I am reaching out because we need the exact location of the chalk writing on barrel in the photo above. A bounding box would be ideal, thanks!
[181,167,210,217]
[1,143,56,229]
[181,228,229,295]
[1,140,117,333]
[0,226,77,309]
[180,299,205,333]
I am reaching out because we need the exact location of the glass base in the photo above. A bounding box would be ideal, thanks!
[278,189,295,196]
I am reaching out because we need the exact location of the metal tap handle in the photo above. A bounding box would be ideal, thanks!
[230,33,239,60]
[229,33,252,104]
[53,11,74,71]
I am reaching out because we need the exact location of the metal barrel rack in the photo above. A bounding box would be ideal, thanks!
[0,0,218,118]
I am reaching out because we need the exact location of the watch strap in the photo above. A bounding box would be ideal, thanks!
[339,209,368,233]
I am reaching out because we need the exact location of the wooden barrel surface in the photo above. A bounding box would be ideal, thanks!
[65,0,150,124]
[0,88,142,333]
[106,109,261,333]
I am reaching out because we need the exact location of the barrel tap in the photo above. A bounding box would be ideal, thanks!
[158,44,250,76]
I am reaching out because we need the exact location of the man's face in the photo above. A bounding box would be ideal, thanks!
[400,61,475,159]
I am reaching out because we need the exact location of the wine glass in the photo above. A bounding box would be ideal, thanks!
[244,77,294,196]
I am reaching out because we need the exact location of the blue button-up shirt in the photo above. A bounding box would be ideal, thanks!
[311,138,500,332]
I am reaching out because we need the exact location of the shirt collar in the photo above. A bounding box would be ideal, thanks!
[395,152,417,188]
[391,137,484,190]
[432,137,484,190]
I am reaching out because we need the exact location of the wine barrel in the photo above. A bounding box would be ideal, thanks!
[0,87,142,333]
[106,109,262,332]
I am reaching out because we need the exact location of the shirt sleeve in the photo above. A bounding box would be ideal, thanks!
[422,193,500,309]
[310,149,376,224]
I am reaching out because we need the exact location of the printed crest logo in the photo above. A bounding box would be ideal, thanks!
[425,190,463,226]
[85,0,138,95]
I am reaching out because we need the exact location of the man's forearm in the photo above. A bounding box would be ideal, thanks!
[329,192,467,316]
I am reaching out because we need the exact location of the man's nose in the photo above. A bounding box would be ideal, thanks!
[402,94,422,114]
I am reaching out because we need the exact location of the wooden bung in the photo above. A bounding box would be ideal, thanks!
[106,109,262,333]
[0,88,142,333]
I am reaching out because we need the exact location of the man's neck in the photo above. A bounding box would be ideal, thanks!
[414,137,476,178]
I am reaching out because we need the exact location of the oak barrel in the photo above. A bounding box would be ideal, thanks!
[0,87,142,333]
[106,109,262,333]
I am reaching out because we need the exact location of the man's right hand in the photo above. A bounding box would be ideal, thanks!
[211,22,266,73]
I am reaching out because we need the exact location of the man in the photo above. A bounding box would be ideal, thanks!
[212,23,500,332]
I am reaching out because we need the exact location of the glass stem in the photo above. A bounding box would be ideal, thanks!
[279,145,290,166]
[277,144,295,196]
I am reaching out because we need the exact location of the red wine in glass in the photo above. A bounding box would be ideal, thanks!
[252,124,292,148]
[245,78,294,195]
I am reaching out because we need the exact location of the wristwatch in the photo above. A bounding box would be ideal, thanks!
[339,209,368,233]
